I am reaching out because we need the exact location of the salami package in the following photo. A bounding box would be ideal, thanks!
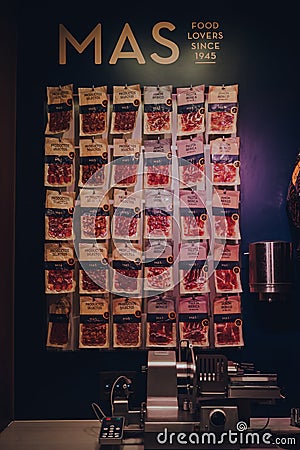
[112,138,141,188]
[212,189,241,240]
[45,84,73,135]
[110,84,141,134]
[179,190,209,240]
[214,243,242,293]
[44,137,74,187]
[146,294,176,347]
[78,243,109,293]
[211,137,240,185]
[178,294,209,347]
[179,242,209,294]
[177,85,205,135]
[177,136,205,189]
[45,243,76,294]
[112,243,142,295]
[79,296,109,348]
[213,294,244,347]
[45,190,74,241]
[144,241,174,292]
[144,138,172,188]
[78,138,109,188]
[112,297,142,348]
[46,296,72,349]
[143,85,173,135]
[80,191,110,240]
[207,84,238,135]
[78,86,108,136]
[144,189,173,239]
[112,189,141,241]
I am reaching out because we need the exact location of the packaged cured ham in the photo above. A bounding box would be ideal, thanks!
[179,190,209,240]
[44,243,76,294]
[112,297,142,348]
[146,293,176,347]
[78,86,108,136]
[80,191,110,240]
[45,190,75,241]
[112,189,141,241]
[143,85,173,135]
[211,137,240,185]
[212,189,240,240]
[144,138,172,189]
[178,294,209,347]
[177,85,205,135]
[213,294,244,347]
[44,137,74,187]
[207,84,238,135]
[112,138,141,188]
[45,84,73,135]
[46,296,72,349]
[177,136,205,189]
[144,241,174,292]
[79,296,109,348]
[78,243,109,293]
[110,84,141,134]
[112,243,142,295]
[144,189,173,239]
[179,242,209,294]
[78,138,109,188]
[213,243,242,293]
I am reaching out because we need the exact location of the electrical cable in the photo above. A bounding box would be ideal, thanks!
[91,402,106,422]
[110,375,131,415]
[251,417,270,431]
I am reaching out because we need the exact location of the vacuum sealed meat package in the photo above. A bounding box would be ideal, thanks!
[144,85,173,135]
[212,189,240,240]
[178,294,209,347]
[177,136,205,189]
[80,191,110,240]
[144,138,172,189]
[45,190,75,241]
[207,84,238,135]
[78,138,109,188]
[112,138,141,188]
[213,294,244,347]
[211,137,240,185]
[213,243,242,293]
[146,293,176,347]
[177,84,205,135]
[78,242,109,293]
[44,243,76,294]
[144,241,174,292]
[112,243,142,295]
[112,297,142,348]
[179,190,209,240]
[46,296,71,349]
[78,86,108,136]
[45,84,73,135]
[144,189,173,239]
[110,84,141,134]
[79,296,109,348]
[44,137,74,187]
[112,189,141,241]
[179,242,209,294]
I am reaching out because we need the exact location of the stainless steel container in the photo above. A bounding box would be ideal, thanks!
[249,241,293,301]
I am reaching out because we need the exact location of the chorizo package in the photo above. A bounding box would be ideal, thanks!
[180,190,209,240]
[112,297,142,348]
[110,84,141,134]
[80,191,110,240]
[177,136,205,189]
[112,138,141,188]
[177,84,205,135]
[143,85,173,135]
[78,138,109,188]
[46,296,72,349]
[144,138,172,188]
[78,86,108,136]
[212,189,240,240]
[146,294,176,347]
[44,137,74,187]
[144,189,173,239]
[78,243,109,293]
[112,189,141,241]
[45,84,73,135]
[179,242,209,294]
[207,84,238,135]
[112,243,142,295]
[213,294,244,347]
[178,294,209,347]
[144,241,174,292]
[45,190,75,241]
[79,296,109,348]
[45,243,76,294]
[214,243,242,293]
[211,137,240,185]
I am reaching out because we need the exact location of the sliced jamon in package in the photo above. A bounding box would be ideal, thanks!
[179,190,209,240]
[213,243,242,293]
[78,138,109,188]
[213,294,244,347]
[79,296,109,348]
[144,241,174,292]
[80,191,110,240]
[146,293,176,347]
[179,242,209,294]
[45,84,73,135]
[112,243,142,295]
[44,242,76,294]
[112,138,141,188]
[46,296,72,349]
[178,294,209,347]
[207,84,238,135]
[78,243,109,293]
[177,136,205,189]
[144,189,173,239]
[143,85,173,135]
[110,84,141,134]
[177,85,205,135]
[44,137,74,187]
[112,189,141,240]
[212,189,240,240]
[211,137,240,185]
[45,190,74,241]
[112,297,142,348]
[144,138,172,188]
[78,86,108,136]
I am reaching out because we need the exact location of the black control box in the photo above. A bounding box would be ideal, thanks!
[99,416,125,445]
